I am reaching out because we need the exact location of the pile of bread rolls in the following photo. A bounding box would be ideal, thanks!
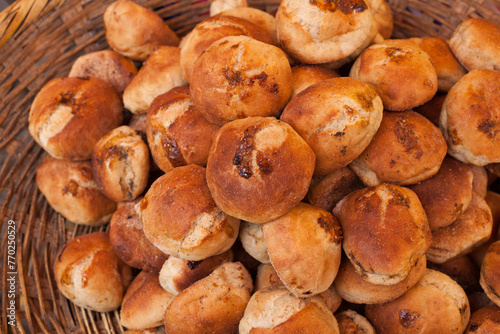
[28,0,500,332]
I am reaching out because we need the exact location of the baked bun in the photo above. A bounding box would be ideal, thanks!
[180,15,272,82]
[120,271,175,330]
[68,50,137,94]
[206,117,315,223]
[159,250,233,295]
[427,255,480,294]
[336,309,376,334]
[470,191,500,267]
[122,329,165,334]
[470,165,488,198]
[408,156,474,231]
[281,77,383,175]
[53,232,132,312]
[439,69,500,166]
[219,7,278,45]
[480,240,500,306]
[290,65,339,99]
[146,86,219,173]
[190,36,292,126]
[239,221,271,264]
[239,286,340,334]
[123,46,187,115]
[365,0,393,39]
[276,0,372,64]
[109,199,168,272]
[36,155,116,226]
[29,77,123,161]
[465,305,500,333]
[408,37,467,92]
[333,184,431,285]
[414,93,446,127]
[350,39,438,111]
[103,0,179,61]
[262,202,343,297]
[334,254,427,305]
[449,18,500,71]
[307,167,364,212]
[427,193,493,264]
[128,114,147,134]
[164,262,253,334]
[92,126,150,202]
[350,111,447,186]
[141,165,240,261]
[210,0,248,16]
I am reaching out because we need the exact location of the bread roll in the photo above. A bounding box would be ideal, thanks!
[190,36,292,126]
[29,77,123,161]
[128,113,147,134]
[141,165,240,261]
[123,46,187,115]
[219,7,278,45]
[239,221,270,264]
[350,111,447,186]
[290,65,339,99]
[120,271,175,329]
[262,202,343,297]
[103,0,179,61]
[470,164,488,198]
[413,93,446,127]
[109,200,168,272]
[350,39,438,111]
[480,240,500,307]
[465,305,500,333]
[333,184,431,285]
[36,155,116,226]
[336,309,376,334]
[53,232,132,312]
[68,50,137,94]
[427,255,480,294]
[146,86,219,173]
[365,0,393,38]
[281,77,383,175]
[210,0,248,16]
[122,329,164,334]
[164,262,253,334]
[439,69,500,166]
[365,269,470,334]
[206,117,315,224]
[470,191,500,267]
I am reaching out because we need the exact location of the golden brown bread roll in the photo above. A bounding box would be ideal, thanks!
[218,7,278,45]
[54,232,132,312]
[146,86,219,173]
[439,69,500,166]
[120,271,175,329]
[365,0,393,39]
[349,39,438,111]
[470,164,489,198]
[333,184,431,285]
[470,191,500,267]
[210,0,248,16]
[103,0,179,61]
[239,221,271,264]
[206,117,315,224]
[164,262,253,334]
[68,50,137,94]
[465,305,500,333]
[29,77,123,161]
[190,36,292,126]
[141,165,240,261]
[109,199,168,272]
[123,46,187,115]
[122,329,165,334]
[36,155,117,226]
[281,77,383,175]
[350,111,447,186]
[262,202,343,297]
[480,240,500,307]
[336,309,376,334]
[290,65,339,99]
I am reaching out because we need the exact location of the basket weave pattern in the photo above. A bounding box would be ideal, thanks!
[0,0,499,333]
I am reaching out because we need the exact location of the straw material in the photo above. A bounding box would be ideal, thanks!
[0,0,498,332]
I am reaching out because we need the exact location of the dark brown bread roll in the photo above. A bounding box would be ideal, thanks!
[465,305,500,333]
[413,93,446,127]
[427,255,480,294]
[480,240,500,307]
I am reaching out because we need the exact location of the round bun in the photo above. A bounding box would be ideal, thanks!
[290,65,339,99]
[449,18,500,71]
[470,165,488,198]
[480,240,500,307]
[336,309,376,334]
[350,111,447,186]
[210,0,248,16]
[141,165,240,261]
[159,250,233,295]
[281,77,383,175]
[122,329,165,334]
[365,0,393,38]
[349,39,438,111]
[29,77,123,161]
[365,269,470,334]
[206,117,315,224]
[120,271,175,330]
[427,255,480,294]
[123,46,187,115]
[109,200,168,272]
[53,232,132,312]
[465,305,500,333]
[276,0,372,64]
[262,202,343,297]
[219,7,278,45]
[333,184,431,285]
[190,36,292,126]
[103,0,179,61]
[164,262,253,334]
[92,126,150,202]
[439,69,500,166]
[36,155,116,226]
[239,286,340,334]
[239,221,271,264]
[146,86,219,173]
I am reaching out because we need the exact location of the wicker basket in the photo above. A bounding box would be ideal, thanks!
[0,0,499,332]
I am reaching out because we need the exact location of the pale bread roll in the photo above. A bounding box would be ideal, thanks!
[239,221,271,264]
[336,309,376,334]
[365,0,393,38]
[210,0,248,16]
